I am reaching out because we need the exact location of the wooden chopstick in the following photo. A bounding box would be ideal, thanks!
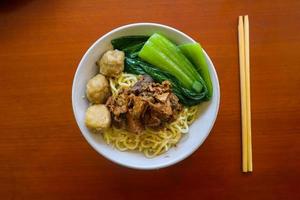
[244,15,253,172]
[238,16,248,172]
[238,15,252,173]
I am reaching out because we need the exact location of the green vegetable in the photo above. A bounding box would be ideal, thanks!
[111,36,149,54]
[179,43,213,98]
[110,35,209,106]
[138,33,203,93]
[125,57,207,106]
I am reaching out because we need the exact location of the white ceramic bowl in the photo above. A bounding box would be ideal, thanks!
[72,23,220,169]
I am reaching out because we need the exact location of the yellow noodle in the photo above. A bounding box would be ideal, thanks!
[103,73,200,158]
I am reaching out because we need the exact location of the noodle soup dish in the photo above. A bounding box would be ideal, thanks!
[72,23,220,169]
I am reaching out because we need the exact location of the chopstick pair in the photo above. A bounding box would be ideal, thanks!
[238,15,253,173]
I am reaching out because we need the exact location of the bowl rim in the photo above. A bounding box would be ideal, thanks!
[72,22,220,170]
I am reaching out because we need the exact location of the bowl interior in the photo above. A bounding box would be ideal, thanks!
[72,23,220,169]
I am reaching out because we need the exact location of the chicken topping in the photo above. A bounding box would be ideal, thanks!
[106,75,182,133]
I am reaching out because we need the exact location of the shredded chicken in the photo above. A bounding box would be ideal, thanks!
[106,75,182,133]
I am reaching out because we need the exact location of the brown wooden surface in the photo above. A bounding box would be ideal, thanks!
[1,0,300,199]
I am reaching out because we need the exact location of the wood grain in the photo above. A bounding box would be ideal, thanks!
[0,0,299,199]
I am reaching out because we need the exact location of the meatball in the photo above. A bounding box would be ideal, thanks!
[85,104,111,131]
[86,74,110,104]
[97,50,125,77]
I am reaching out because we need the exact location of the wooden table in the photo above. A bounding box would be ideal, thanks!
[1,0,299,199]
